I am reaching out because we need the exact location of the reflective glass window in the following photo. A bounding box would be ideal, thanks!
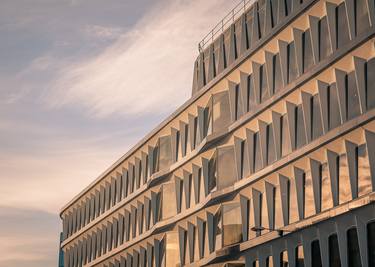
[328,83,342,130]
[295,245,305,267]
[260,64,270,103]
[321,163,333,211]
[355,0,370,35]
[319,17,331,61]
[311,240,322,267]
[347,228,362,267]
[288,42,298,83]
[296,105,306,149]
[280,250,289,267]
[368,222,375,267]
[222,203,242,246]
[162,183,177,219]
[274,54,283,94]
[303,31,314,73]
[337,3,350,49]
[329,234,341,267]
[281,115,292,157]
[212,91,231,133]
[339,154,352,203]
[366,58,375,109]
[357,144,372,196]
[347,72,361,120]
[312,94,323,140]
[216,146,237,190]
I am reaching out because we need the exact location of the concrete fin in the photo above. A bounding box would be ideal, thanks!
[252,4,260,43]
[234,136,244,180]
[183,170,192,209]
[171,128,179,163]
[240,195,250,241]
[228,24,237,65]
[207,212,215,252]
[246,128,256,174]
[335,68,348,123]
[178,226,187,265]
[239,14,248,54]
[265,181,275,230]
[252,188,262,230]
[228,80,237,122]
[218,34,226,73]
[207,44,216,82]
[272,111,282,159]
[292,28,303,76]
[197,53,206,89]
[144,197,151,231]
[286,101,296,151]
[310,158,322,213]
[265,51,275,95]
[345,140,359,198]
[301,91,312,142]
[240,71,249,112]
[259,120,268,168]
[279,174,290,226]
[365,130,375,191]
[278,40,288,87]
[197,218,206,259]
[345,0,356,39]
[179,121,187,157]
[202,157,210,196]
[294,166,305,220]
[354,56,367,114]
[317,80,329,133]
[192,164,201,204]
[175,176,183,213]
[308,16,320,64]
[326,2,337,51]
[188,222,195,263]
[252,61,262,104]
[327,150,340,206]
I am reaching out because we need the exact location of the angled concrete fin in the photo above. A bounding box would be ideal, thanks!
[246,129,256,174]
[197,106,205,143]
[278,40,288,87]
[137,202,144,235]
[240,195,250,241]
[151,192,160,225]
[252,61,262,104]
[240,71,249,112]
[367,0,375,27]
[187,222,195,263]
[197,53,206,89]
[365,130,375,191]
[218,34,226,73]
[265,181,275,230]
[202,157,210,196]
[252,4,261,43]
[301,91,312,142]
[326,2,337,51]
[272,111,282,159]
[192,164,201,204]
[265,51,275,95]
[144,197,151,231]
[286,101,296,151]
[197,218,206,259]
[171,128,179,163]
[335,68,348,123]
[228,24,237,65]
[234,136,244,180]
[228,80,238,122]
[294,166,305,220]
[183,170,192,209]
[192,59,198,96]
[206,212,215,252]
[292,28,304,76]
[116,173,122,203]
[279,174,290,226]
[135,158,141,190]
[154,239,161,267]
[345,140,358,198]
[353,56,367,113]
[179,121,188,157]
[175,176,183,213]
[327,150,339,206]
[265,0,274,34]
[258,120,268,168]
[207,44,216,82]
[239,14,248,54]
[310,158,322,213]
[148,146,154,176]
[345,0,356,39]
[252,188,262,229]
[308,16,320,64]
[178,226,187,264]
[146,243,153,267]
[188,114,196,151]
[317,80,329,134]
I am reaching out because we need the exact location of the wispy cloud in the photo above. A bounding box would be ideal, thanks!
[43,0,235,118]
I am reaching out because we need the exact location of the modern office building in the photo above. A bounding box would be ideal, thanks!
[59,0,375,266]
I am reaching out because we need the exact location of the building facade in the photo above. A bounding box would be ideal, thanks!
[59,0,375,266]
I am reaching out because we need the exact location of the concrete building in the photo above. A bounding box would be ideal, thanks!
[59,0,375,266]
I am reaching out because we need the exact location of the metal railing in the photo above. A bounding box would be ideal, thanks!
[198,0,256,53]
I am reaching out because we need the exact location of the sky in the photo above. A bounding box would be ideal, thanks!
[0,0,237,266]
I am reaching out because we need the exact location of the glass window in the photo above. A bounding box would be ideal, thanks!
[248,74,256,112]
[328,83,342,130]
[319,17,331,61]
[304,170,315,218]
[347,72,361,120]
[288,42,298,83]
[329,234,341,267]
[296,245,305,267]
[321,163,333,211]
[274,54,283,94]
[162,183,177,220]
[267,124,276,165]
[368,221,375,267]
[312,94,323,140]
[355,0,370,35]
[260,64,269,103]
[311,240,322,267]
[347,228,362,267]
[222,203,242,246]
[281,114,292,157]
[280,250,289,267]
[254,132,262,171]
[303,31,314,73]
[337,3,350,49]
[357,144,372,197]
[216,146,237,190]
[366,58,375,110]
[339,154,352,203]
[296,105,307,149]
[212,91,231,133]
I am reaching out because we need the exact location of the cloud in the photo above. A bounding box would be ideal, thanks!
[43,0,235,118]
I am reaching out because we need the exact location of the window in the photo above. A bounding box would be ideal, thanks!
[303,31,314,73]
[347,228,362,267]
[216,146,237,190]
[288,42,298,83]
[311,240,322,267]
[281,114,291,157]
[222,203,242,246]
[280,250,289,267]
[295,245,305,267]
[319,17,331,61]
[368,221,375,267]
[329,234,341,267]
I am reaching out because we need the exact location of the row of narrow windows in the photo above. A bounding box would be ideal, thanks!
[63,53,375,242]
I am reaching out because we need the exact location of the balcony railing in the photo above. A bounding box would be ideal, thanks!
[198,0,256,52]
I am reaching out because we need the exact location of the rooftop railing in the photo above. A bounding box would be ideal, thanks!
[198,0,256,53]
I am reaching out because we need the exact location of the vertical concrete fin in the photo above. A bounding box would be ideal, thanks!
[234,136,244,180]
[278,40,288,87]
[301,91,312,142]
[188,114,196,151]
[144,197,151,231]
[354,56,367,114]
[265,181,275,230]
[252,4,261,44]
[309,16,320,64]
[265,0,273,34]
[228,80,237,122]
[197,53,206,89]
[240,14,248,54]
[286,101,296,151]
[218,34,226,73]
[192,164,200,204]
[272,111,282,160]
[345,0,356,39]
[228,24,237,65]
[240,195,250,241]
[178,226,186,265]
[367,0,375,27]
[171,128,179,163]
[174,176,182,214]
[292,28,304,76]
[326,2,337,51]
[197,217,206,259]
[187,222,195,263]
[365,130,375,191]
[183,170,192,209]
[258,120,268,168]
[327,150,340,206]
[207,212,215,253]
[202,157,210,196]
[252,188,262,229]
[294,166,305,220]
[240,71,249,112]
[355,215,370,267]
[335,68,347,123]
[345,140,359,198]
[317,80,329,134]
[265,51,275,95]
[252,61,262,104]
[207,44,216,82]
[179,121,187,157]
[192,59,198,96]
[246,128,256,174]
[279,174,290,226]
[310,158,322,213]
[197,106,205,143]
[148,146,154,176]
